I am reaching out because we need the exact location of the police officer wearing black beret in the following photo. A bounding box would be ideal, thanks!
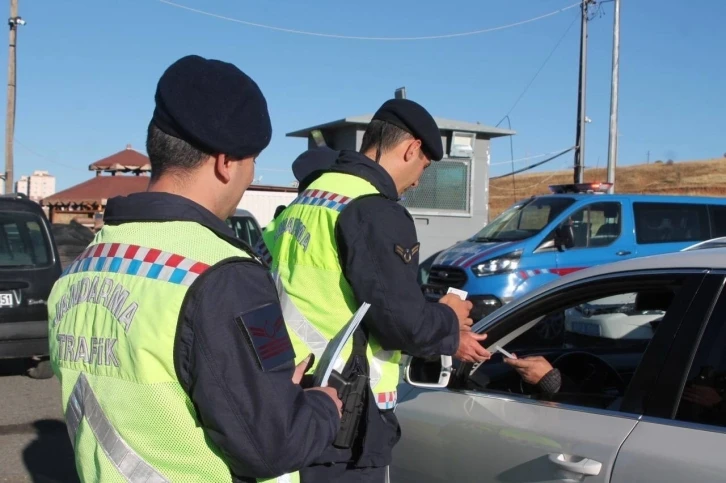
[266,99,491,482]
[58,55,343,482]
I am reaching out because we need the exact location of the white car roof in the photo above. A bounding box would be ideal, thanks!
[682,237,726,251]
[553,248,724,286]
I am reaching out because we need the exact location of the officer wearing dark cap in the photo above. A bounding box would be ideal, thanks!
[48,54,342,483]
[259,99,491,483]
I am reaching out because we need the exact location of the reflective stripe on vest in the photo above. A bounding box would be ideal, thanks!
[51,222,300,483]
[263,184,399,410]
[62,242,209,286]
[275,270,395,409]
[66,373,169,483]
[290,189,353,212]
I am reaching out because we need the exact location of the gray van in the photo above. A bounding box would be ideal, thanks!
[0,193,61,378]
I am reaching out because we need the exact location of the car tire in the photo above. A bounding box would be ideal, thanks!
[27,359,54,380]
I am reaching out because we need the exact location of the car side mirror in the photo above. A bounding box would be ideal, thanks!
[403,355,453,388]
[554,224,575,251]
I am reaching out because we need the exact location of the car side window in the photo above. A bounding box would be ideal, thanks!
[561,202,622,249]
[467,274,689,412]
[674,309,726,429]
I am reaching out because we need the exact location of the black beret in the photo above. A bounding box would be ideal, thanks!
[292,146,339,184]
[372,99,443,161]
[152,55,272,159]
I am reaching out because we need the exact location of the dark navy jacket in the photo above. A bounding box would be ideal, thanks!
[103,192,339,483]
[297,150,459,472]
[331,150,459,358]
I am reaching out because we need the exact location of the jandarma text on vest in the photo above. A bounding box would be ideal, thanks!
[274,216,311,251]
[55,334,119,367]
[52,276,138,332]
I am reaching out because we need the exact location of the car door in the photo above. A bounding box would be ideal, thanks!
[612,272,726,482]
[391,270,708,483]
[552,201,635,275]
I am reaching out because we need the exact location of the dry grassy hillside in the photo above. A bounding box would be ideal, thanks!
[489,157,726,218]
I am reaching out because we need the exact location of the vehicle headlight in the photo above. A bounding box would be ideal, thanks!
[471,251,522,277]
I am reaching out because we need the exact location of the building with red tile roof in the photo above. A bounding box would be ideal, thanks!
[42,145,150,227]
[42,144,299,229]
[88,144,151,175]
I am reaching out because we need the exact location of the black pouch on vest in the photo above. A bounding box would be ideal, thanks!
[348,327,402,468]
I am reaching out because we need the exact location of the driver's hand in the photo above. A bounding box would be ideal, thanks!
[683,385,723,408]
[504,355,553,385]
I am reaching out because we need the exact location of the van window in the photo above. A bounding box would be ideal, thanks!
[709,206,726,238]
[0,212,50,268]
[476,197,575,242]
[564,202,622,248]
[634,202,709,244]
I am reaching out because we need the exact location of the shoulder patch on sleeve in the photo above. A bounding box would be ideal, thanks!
[394,242,420,264]
[236,303,296,371]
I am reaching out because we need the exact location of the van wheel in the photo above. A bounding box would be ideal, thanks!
[27,360,54,380]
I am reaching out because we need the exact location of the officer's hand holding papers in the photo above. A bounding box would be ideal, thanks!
[440,289,492,363]
[313,303,371,449]
[312,302,370,387]
[293,353,343,417]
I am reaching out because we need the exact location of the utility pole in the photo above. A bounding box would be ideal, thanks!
[4,0,23,195]
[647,150,650,164]
[606,0,621,193]
[573,0,593,184]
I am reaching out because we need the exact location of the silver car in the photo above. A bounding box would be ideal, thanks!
[393,249,726,482]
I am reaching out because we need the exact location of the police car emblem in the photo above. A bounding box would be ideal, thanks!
[394,243,420,264]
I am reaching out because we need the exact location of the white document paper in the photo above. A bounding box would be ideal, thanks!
[312,302,371,387]
[446,287,468,300]
[495,345,516,359]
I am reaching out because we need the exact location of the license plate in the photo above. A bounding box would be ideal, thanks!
[0,292,15,308]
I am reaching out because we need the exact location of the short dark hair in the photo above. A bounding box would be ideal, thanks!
[146,122,211,180]
[360,120,413,157]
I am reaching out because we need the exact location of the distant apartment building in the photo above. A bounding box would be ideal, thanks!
[15,170,56,202]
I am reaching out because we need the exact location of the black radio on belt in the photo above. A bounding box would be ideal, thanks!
[328,370,368,449]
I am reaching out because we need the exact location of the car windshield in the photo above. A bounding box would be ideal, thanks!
[475,197,576,242]
[0,211,51,268]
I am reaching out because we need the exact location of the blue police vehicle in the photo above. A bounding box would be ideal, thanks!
[422,182,726,343]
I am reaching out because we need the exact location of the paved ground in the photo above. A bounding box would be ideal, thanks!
[0,360,78,483]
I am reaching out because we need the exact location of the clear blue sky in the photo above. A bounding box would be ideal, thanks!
[6,0,726,192]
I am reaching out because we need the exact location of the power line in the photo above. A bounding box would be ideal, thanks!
[490,146,577,166]
[495,12,578,126]
[14,139,88,171]
[490,146,576,180]
[489,158,572,191]
[157,0,581,41]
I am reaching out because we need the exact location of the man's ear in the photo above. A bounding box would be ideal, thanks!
[214,153,232,183]
[404,139,422,162]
